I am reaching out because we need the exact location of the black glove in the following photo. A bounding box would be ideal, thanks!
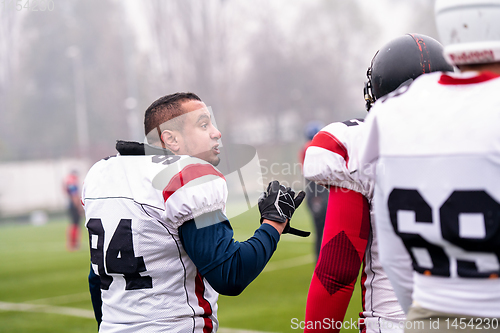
[258,180,310,237]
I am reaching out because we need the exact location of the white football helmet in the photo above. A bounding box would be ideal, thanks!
[435,0,500,65]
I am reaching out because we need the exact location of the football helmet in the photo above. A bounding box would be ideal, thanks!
[435,0,500,65]
[364,34,453,111]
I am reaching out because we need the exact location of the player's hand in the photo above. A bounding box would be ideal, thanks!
[258,181,310,237]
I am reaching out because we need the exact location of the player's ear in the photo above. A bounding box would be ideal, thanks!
[161,130,180,153]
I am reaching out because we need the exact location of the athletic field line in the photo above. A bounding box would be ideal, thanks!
[26,292,90,305]
[0,301,273,332]
[0,301,95,318]
[0,252,313,330]
[263,254,314,272]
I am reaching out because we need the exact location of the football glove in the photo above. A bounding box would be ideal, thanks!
[258,180,310,237]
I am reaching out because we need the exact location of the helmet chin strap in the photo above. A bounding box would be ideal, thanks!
[364,82,374,111]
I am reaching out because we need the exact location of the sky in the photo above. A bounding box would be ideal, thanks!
[123,0,433,57]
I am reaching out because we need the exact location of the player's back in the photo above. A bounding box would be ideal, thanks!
[304,120,406,330]
[83,154,219,333]
[368,71,500,317]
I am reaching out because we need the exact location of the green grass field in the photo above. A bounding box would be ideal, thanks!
[0,206,362,332]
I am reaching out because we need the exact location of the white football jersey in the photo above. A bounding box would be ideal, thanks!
[360,70,500,317]
[303,119,373,199]
[303,120,406,332]
[83,153,227,333]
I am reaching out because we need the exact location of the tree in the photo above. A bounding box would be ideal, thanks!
[1,0,136,161]
[234,0,375,145]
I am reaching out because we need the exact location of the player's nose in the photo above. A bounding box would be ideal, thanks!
[211,126,222,140]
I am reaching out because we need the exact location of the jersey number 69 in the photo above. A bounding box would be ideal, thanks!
[388,189,500,278]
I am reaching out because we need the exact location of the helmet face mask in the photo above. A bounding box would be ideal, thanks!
[364,67,375,111]
[363,34,454,111]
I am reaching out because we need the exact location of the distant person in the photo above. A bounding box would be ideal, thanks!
[299,121,329,260]
[64,170,83,251]
[83,92,308,331]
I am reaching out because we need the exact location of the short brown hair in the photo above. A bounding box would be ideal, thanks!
[144,92,201,143]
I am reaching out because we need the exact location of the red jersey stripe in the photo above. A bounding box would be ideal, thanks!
[309,131,349,167]
[162,164,225,202]
[439,71,500,85]
[195,271,213,333]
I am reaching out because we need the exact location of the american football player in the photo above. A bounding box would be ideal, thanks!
[360,1,500,331]
[303,34,453,332]
[84,92,307,332]
[64,170,83,250]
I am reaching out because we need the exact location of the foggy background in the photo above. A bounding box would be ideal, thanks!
[0,0,439,218]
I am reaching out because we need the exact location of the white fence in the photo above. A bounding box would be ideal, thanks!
[0,158,90,217]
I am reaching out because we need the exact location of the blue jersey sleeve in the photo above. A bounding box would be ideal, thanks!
[178,210,280,296]
[88,266,102,328]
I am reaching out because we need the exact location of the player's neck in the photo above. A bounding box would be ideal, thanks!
[458,62,500,75]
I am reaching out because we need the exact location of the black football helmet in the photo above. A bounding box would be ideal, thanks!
[364,33,454,111]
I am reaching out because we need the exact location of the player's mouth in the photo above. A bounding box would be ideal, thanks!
[212,145,220,155]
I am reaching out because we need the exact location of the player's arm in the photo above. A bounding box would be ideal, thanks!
[302,122,371,331]
[179,181,306,296]
[305,187,370,332]
[88,266,102,328]
[179,214,279,295]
